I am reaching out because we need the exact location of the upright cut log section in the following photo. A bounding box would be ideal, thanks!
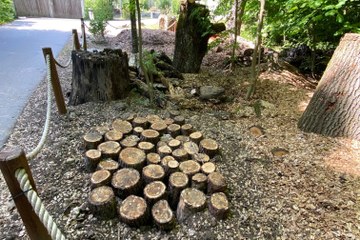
[298,33,360,140]
[173,1,226,73]
[70,49,130,105]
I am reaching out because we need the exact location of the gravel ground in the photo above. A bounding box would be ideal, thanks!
[0,30,360,240]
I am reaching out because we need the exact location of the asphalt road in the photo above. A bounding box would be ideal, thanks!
[0,18,80,148]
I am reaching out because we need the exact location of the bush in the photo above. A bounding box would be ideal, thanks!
[0,0,15,24]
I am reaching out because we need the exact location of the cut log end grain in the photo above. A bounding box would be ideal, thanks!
[152,200,175,230]
[146,114,162,125]
[168,139,181,150]
[192,153,210,164]
[176,135,190,143]
[181,124,193,136]
[249,125,265,137]
[112,119,133,135]
[84,132,103,150]
[119,195,148,227]
[89,186,117,219]
[172,148,189,162]
[138,141,155,153]
[141,129,160,144]
[147,153,161,165]
[200,138,219,157]
[133,127,144,137]
[151,122,168,134]
[132,116,149,128]
[104,130,123,142]
[201,162,216,175]
[164,118,174,125]
[161,155,176,171]
[158,145,173,158]
[95,126,110,136]
[85,149,101,172]
[119,147,146,170]
[97,159,119,173]
[183,141,199,156]
[97,141,121,159]
[169,110,180,118]
[179,160,201,177]
[209,192,229,220]
[167,160,179,175]
[169,172,189,209]
[176,188,206,222]
[142,164,165,184]
[144,181,167,205]
[271,148,289,157]
[208,172,227,194]
[189,131,203,144]
[191,173,207,192]
[111,168,141,198]
[120,135,140,148]
[90,169,111,189]
[174,115,185,125]
[167,124,181,137]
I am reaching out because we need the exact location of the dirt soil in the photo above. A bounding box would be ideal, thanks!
[0,29,359,240]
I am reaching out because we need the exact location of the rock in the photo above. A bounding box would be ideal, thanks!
[199,86,225,101]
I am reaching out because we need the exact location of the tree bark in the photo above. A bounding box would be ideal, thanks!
[70,49,130,105]
[298,33,360,140]
[173,2,226,73]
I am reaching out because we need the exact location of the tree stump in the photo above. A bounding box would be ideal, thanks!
[174,115,185,125]
[168,172,189,209]
[179,160,201,177]
[167,124,181,137]
[84,132,103,150]
[176,135,190,143]
[172,148,188,162]
[183,141,199,156]
[147,153,161,165]
[146,114,162,125]
[133,126,144,137]
[192,153,210,164]
[152,200,175,230]
[97,141,121,160]
[191,173,207,192]
[120,135,139,148]
[167,160,179,176]
[90,169,111,189]
[181,124,193,136]
[208,172,227,194]
[133,117,149,128]
[164,118,175,125]
[189,131,203,144]
[119,147,146,170]
[161,155,176,172]
[88,186,117,219]
[112,119,133,135]
[84,149,101,172]
[173,2,225,73]
[141,130,160,144]
[142,164,165,184]
[168,139,181,150]
[70,49,130,105]
[119,195,149,227]
[111,168,141,198]
[208,192,229,220]
[199,138,219,157]
[97,159,119,173]
[105,130,123,142]
[158,145,172,158]
[138,141,155,153]
[201,162,216,175]
[151,122,168,135]
[176,188,206,222]
[298,33,360,140]
[143,181,167,206]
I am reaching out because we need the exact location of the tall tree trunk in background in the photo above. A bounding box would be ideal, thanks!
[130,0,138,54]
[135,0,154,103]
[173,1,225,73]
[298,33,360,140]
[231,0,247,70]
[246,0,266,100]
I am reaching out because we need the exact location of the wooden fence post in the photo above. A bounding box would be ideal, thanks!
[81,18,87,51]
[42,48,67,115]
[0,147,51,240]
[72,29,81,51]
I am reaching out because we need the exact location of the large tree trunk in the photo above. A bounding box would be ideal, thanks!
[173,1,225,73]
[69,49,130,105]
[298,33,360,140]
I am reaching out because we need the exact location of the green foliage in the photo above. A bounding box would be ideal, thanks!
[89,19,107,37]
[84,0,113,20]
[189,5,215,37]
[171,0,180,14]
[0,0,14,24]
[156,0,171,13]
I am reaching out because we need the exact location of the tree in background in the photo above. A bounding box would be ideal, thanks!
[0,0,15,24]
[85,0,114,39]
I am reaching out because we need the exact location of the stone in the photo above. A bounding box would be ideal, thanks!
[199,86,225,101]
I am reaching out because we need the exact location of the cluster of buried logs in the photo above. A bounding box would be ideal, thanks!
[83,112,229,230]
